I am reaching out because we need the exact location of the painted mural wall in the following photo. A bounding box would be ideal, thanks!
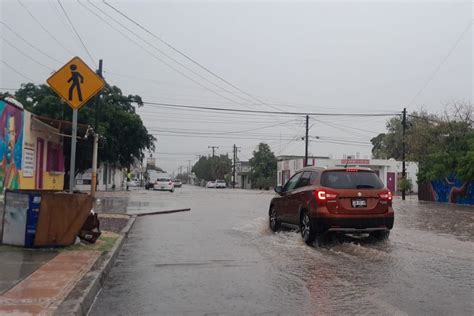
[0,100,24,192]
[419,177,473,205]
[20,111,65,190]
[0,99,65,193]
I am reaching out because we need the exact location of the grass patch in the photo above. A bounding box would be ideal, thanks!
[63,231,119,252]
[0,231,119,253]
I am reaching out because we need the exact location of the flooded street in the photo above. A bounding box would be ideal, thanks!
[90,186,474,315]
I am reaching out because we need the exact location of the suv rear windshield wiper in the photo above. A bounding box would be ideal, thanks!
[356,184,375,189]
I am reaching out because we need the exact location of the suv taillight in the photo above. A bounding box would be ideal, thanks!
[379,190,392,200]
[315,189,338,204]
[379,190,392,205]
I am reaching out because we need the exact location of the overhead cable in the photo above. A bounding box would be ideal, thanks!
[57,0,96,67]
[102,0,285,112]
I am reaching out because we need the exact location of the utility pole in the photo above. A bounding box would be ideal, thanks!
[187,160,191,184]
[233,145,236,188]
[401,108,407,201]
[208,146,219,157]
[232,144,241,189]
[91,59,103,198]
[304,115,309,167]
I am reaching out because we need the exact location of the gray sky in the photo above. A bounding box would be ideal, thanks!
[1,0,472,173]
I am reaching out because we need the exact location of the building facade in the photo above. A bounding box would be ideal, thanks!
[277,155,418,193]
[0,98,65,193]
[235,161,252,189]
[75,163,126,192]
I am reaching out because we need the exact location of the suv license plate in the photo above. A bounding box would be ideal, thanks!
[352,199,367,208]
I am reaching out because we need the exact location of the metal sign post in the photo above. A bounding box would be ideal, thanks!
[69,109,78,191]
[47,56,105,193]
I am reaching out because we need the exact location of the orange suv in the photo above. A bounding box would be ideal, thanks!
[269,167,394,244]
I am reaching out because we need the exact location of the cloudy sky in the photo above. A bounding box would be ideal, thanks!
[1,0,472,173]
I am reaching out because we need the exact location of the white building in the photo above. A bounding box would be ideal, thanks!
[75,163,126,192]
[235,161,252,189]
[277,155,418,193]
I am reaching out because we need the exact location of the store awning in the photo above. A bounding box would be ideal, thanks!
[32,115,93,139]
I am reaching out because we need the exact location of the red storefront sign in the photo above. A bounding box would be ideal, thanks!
[341,159,370,165]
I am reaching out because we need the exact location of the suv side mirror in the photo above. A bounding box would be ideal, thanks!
[274,186,283,195]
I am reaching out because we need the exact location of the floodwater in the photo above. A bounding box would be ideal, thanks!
[90,186,474,315]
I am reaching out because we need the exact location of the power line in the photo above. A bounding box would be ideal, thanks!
[142,101,399,117]
[57,0,96,67]
[407,20,473,108]
[17,0,75,56]
[151,132,298,141]
[310,117,381,135]
[102,0,285,112]
[79,0,253,109]
[89,1,256,107]
[0,21,63,64]
[310,117,379,140]
[0,59,36,82]
[1,35,54,71]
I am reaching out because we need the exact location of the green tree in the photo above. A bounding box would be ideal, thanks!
[212,154,232,180]
[192,155,231,181]
[14,83,155,184]
[192,156,213,181]
[249,143,277,189]
[371,103,473,183]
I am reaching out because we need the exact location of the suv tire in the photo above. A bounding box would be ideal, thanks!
[370,230,390,241]
[300,211,316,245]
[269,207,280,232]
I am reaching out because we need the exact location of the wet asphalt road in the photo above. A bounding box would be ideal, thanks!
[90,186,474,316]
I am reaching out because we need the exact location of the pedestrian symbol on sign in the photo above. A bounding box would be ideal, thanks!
[47,56,104,110]
[67,64,84,102]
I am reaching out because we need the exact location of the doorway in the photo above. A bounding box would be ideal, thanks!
[35,138,44,189]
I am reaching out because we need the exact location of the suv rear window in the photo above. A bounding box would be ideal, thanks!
[157,178,170,182]
[320,170,384,189]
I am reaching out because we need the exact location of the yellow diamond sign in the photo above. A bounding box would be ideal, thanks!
[47,56,105,110]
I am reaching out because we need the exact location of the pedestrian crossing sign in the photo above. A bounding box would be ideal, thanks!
[47,56,105,110]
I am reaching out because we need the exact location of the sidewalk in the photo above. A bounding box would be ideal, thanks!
[0,214,133,315]
[0,251,100,315]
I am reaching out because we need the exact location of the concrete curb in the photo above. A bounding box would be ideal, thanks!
[54,215,137,316]
[135,208,191,217]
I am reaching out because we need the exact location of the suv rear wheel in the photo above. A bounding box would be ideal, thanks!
[300,211,316,245]
[269,207,280,232]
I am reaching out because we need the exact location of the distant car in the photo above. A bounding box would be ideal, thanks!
[215,180,226,188]
[269,167,394,245]
[154,177,174,192]
[173,179,182,187]
[127,178,140,187]
[206,181,216,188]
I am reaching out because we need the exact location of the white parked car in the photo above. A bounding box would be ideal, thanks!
[154,177,175,192]
[215,180,226,188]
[127,178,140,187]
[206,181,216,188]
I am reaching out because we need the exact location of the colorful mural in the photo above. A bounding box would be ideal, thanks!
[0,100,24,192]
[419,177,474,205]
